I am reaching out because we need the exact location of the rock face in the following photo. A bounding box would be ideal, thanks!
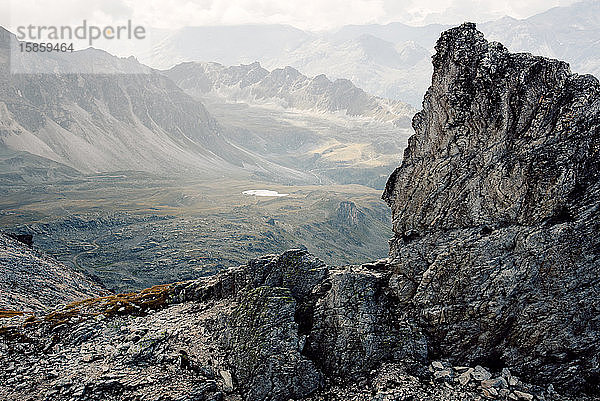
[383,23,600,393]
[1,248,590,400]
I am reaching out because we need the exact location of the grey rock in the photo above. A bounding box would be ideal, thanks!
[219,370,234,392]
[434,369,453,381]
[305,266,426,381]
[383,22,600,394]
[471,366,493,381]
[0,232,109,314]
[514,390,535,401]
[458,370,472,386]
[481,378,508,389]
[223,286,321,400]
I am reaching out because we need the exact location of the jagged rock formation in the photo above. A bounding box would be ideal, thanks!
[0,232,109,313]
[0,249,590,400]
[1,249,570,401]
[383,22,600,393]
[165,61,415,126]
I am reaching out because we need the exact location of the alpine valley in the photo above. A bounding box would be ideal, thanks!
[1,1,600,400]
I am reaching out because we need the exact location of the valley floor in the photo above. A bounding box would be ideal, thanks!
[0,173,390,292]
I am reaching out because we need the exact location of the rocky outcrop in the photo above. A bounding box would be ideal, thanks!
[334,201,366,226]
[1,248,591,400]
[383,23,600,393]
[0,250,420,400]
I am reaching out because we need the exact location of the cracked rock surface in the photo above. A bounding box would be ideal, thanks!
[383,22,600,393]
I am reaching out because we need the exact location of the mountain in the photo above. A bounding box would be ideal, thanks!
[2,24,599,400]
[164,61,415,126]
[132,1,600,107]
[136,22,436,105]
[0,27,316,184]
[0,232,109,314]
[163,61,415,189]
[481,0,600,79]
[263,35,433,106]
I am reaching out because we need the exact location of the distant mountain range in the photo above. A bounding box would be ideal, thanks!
[4,1,598,186]
[0,27,322,184]
[164,61,414,126]
[0,26,413,189]
[132,0,600,106]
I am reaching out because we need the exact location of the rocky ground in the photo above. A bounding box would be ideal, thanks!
[1,250,594,401]
[0,232,108,314]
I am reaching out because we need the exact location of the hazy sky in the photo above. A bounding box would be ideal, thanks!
[1,0,582,31]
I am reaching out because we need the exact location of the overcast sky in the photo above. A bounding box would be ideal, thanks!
[1,0,582,31]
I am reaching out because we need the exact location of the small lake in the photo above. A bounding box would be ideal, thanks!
[242,190,289,197]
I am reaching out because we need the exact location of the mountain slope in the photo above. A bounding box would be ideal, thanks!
[0,27,317,184]
[0,232,109,314]
[164,61,415,189]
[1,23,599,401]
[265,34,433,105]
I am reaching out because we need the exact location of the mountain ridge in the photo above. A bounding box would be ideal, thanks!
[130,1,600,106]
[164,61,415,126]
[0,26,320,185]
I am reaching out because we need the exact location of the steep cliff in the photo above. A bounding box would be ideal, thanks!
[383,22,600,393]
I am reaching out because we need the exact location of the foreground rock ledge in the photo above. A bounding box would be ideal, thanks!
[1,249,593,401]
